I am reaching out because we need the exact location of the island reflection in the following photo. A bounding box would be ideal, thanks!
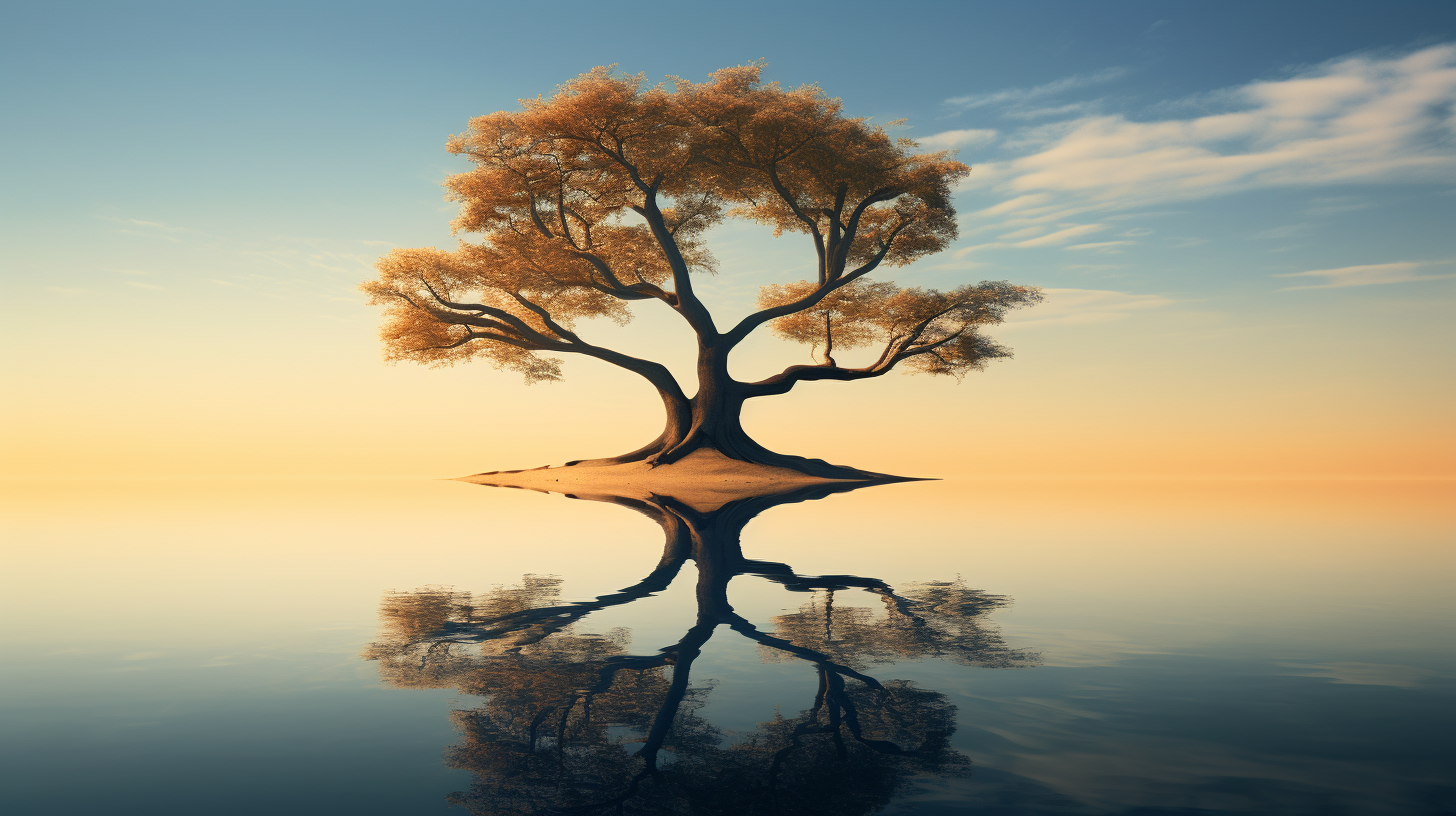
[366,481,1037,814]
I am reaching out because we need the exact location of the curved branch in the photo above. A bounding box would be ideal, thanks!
[630,197,718,336]
[739,330,961,398]
[506,291,583,344]
[417,280,555,344]
[408,289,690,401]
[569,249,675,304]
[830,186,902,279]
[721,217,910,349]
[766,162,826,278]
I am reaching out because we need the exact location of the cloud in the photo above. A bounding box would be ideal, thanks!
[1015,223,1106,247]
[97,216,189,233]
[944,67,1129,113]
[1304,195,1376,216]
[1274,261,1456,290]
[916,128,999,151]
[1003,287,1174,326]
[1065,241,1134,252]
[970,45,1456,211]
[1164,236,1207,248]
[125,281,167,290]
[1001,101,1104,120]
[1253,223,1311,240]
[953,222,1108,256]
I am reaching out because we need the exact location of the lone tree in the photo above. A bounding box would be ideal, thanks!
[363,66,1042,478]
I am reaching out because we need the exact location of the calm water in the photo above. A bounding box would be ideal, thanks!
[1,478,1452,815]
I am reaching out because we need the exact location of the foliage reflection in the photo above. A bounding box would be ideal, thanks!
[366,483,1037,814]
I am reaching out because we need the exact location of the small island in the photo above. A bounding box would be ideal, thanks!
[458,448,919,513]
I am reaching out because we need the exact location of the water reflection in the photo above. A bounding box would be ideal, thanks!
[366,482,1036,814]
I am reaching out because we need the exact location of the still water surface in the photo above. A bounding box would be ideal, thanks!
[1,478,1451,814]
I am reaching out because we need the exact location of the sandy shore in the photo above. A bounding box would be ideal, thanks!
[455,448,878,512]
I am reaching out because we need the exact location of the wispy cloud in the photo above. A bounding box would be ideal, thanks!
[916,128,999,151]
[1253,224,1312,240]
[125,281,167,290]
[957,222,1108,255]
[1274,261,1456,290]
[969,45,1456,210]
[1016,223,1106,247]
[1304,195,1376,216]
[97,216,190,233]
[944,67,1130,113]
[1065,241,1134,252]
[1003,288,1174,326]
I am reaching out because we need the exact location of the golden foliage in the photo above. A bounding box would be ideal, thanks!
[361,64,1001,385]
[756,279,1044,375]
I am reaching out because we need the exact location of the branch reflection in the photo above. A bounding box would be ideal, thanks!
[366,482,1037,814]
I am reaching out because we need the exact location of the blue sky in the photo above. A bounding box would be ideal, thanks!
[2,1,1452,478]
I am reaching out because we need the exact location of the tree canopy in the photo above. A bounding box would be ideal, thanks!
[362,65,1042,474]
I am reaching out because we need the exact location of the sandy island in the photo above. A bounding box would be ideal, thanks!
[455,448,903,512]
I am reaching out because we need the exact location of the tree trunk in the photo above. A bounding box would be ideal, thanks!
[646,344,894,480]
[568,342,906,480]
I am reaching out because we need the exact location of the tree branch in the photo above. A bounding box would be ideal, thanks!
[631,196,718,336]
[829,186,903,280]
[569,249,675,305]
[721,216,911,349]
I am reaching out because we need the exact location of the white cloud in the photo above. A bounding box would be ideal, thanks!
[1015,223,1105,247]
[1253,223,1312,240]
[976,193,1053,216]
[1065,241,1134,252]
[973,45,1456,209]
[952,222,1107,256]
[1304,195,1375,216]
[1274,261,1456,290]
[1003,288,1174,327]
[944,67,1129,113]
[1002,101,1104,120]
[917,128,998,151]
[125,281,167,290]
[97,216,189,233]
[997,226,1048,241]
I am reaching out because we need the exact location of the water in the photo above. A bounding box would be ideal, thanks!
[1,478,1451,814]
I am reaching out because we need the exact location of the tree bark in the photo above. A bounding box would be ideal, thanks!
[577,341,898,480]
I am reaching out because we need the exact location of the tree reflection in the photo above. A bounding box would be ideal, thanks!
[365,482,1037,814]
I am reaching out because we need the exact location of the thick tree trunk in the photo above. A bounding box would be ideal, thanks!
[568,342,906,480]
[648,344,895,480]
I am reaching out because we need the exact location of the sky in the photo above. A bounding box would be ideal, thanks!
[1,0,1453,479]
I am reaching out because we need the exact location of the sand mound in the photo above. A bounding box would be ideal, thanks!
[456,448,867,512]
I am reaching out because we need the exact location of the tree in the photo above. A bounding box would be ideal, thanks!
[364,481,1037,813]
[362,65,1043,477]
